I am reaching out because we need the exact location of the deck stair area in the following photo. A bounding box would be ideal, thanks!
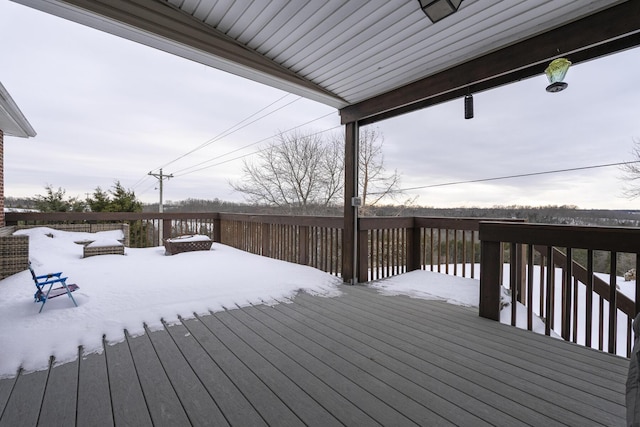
[0,284,628,426]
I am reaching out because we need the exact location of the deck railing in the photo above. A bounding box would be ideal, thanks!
[358,216,525,281]
[6,212,522,278]
[479,221,640,356]
[217,214,343,276]
[7,212,640,356]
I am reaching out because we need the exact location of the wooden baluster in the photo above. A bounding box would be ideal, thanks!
[510,242,517,327]
[608,252,617,354]
[586,250,593,348]
[527,244,533,331]
[545,246,553,337]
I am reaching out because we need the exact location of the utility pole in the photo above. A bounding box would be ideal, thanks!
[148,168,173,242]
[148,168,173,213]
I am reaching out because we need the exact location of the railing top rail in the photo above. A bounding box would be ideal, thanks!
[360,216,414,230]
[218,213,343,228]
[415,216,525,231]
[7,212,530,232]
[359,216,526,231]
[5,211,343,227]
[480,221,640,252]
[5,212,221,222]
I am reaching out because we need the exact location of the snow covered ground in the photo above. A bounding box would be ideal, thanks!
[0,227,341,378]
[0,227,631,378]
[371,269,551,336]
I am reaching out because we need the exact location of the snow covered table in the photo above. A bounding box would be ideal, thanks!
[82,238,125,258]
[163,235,213,255]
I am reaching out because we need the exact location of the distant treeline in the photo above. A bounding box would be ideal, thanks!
[6,196,640,227]
[142,198,640,227]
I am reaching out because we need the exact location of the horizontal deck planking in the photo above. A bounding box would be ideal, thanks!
[0,284,629,426]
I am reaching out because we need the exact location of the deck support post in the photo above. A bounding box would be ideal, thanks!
[407,219,421,272]
[213,215,221,243]
[343,122,359,284]
[162,218,172,242]
[262,223,270,257]
[479,238,501,321]
[299,226,309,266]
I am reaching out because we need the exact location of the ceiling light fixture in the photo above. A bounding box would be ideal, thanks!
[418,0,463,23]
[544,58,571,93]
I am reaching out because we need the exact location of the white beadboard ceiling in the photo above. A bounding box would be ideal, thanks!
[10,0,634,115]
[163,0,618,105]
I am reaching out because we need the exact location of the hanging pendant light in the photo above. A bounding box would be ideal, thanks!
[544,58,571,92]
[464,94,473,119]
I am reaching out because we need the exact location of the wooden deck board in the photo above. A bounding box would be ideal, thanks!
[229,305,414,426]
[181,315,303,426]
[145,325,229,426]
[104,334,153,427]
[376,288,629,376]
[274,293,547,426]
[249,301,484,426]
[0,283,629,426]
[39,358,78,427]
[219,306,391,426]
[163,319,267,427]
[336,288,627,396]
[197,312,343,427]
[77,347,113,427]
[0,375,16,422]
[340,286,627,422]
[124,329,191,427]
[371,290,628,390]
[299,287,625,425]
[0,368,48,427]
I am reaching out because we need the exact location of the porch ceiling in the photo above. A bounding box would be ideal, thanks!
[11,0,640,124]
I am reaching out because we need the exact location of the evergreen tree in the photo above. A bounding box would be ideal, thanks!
[87,187,111,212]
[33,185,85,212]
[86,181,142,212]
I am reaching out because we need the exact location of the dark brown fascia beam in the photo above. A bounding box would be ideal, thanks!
[340,0,640,125]
[18,0,345,107]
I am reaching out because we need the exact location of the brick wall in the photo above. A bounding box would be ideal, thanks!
[0,129,4,227]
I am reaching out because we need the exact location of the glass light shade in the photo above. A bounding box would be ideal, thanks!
[544,58,571,92]
[545,58,571,84]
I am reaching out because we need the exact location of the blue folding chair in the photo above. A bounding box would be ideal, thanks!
[29,262,79,313]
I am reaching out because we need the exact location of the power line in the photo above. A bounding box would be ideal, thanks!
[172,124,343,177]
[370,160,640,195]
[136,180,158,197]
[171,113,338,176]
[133,93,299,192]
[152,94,300,172]
[129,174,153,192]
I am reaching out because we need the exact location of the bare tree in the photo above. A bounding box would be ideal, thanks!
[230,127,402,215]
[358,127,402,215]
[620,138,640,199]
[230,130,343,212]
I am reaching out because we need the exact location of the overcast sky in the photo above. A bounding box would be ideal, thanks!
[2,1,640,209]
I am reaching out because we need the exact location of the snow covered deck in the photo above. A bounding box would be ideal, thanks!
[0,284,628,426]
